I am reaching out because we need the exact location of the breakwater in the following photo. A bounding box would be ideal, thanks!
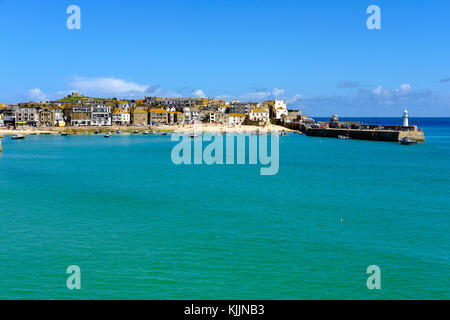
[305,127,425,142]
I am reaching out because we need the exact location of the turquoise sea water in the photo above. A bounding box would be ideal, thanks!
[0,118,449,299]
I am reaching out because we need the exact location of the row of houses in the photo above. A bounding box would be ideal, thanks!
[0,94,303,127]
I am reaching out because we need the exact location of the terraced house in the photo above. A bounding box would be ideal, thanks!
[91,105,112,126]
[249,108,270,123]
[38,107,54,126]
[15,105,39,126]
[168,111,183,125]
[131,106,148,126]
[112,108,130,125]
[225,113,246,125]
[69,106,92,126]
[149,108,168,125]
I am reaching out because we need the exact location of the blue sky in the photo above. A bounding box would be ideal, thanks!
[0,0,449,116]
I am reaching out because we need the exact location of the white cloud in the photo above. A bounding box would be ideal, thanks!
[396,83,412,94]
[372,85,391,97]
[192,89,206,98]
[272,88,285,96]
[70,76,151,97]
[373,83,413,98]
[239,88,286,100]
[286,94,303,104]
[26,88,47,101]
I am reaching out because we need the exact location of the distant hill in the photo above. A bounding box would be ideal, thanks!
[57,95,110,103]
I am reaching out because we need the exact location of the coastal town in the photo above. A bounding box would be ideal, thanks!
[0,92,307,133]
[0,92,424,145]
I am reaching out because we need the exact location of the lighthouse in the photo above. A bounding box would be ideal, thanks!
[403,109,409,127]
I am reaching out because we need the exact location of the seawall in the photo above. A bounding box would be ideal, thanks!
[305,128,425,142]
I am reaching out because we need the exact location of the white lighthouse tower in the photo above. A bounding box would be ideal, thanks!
[403,109,409,127]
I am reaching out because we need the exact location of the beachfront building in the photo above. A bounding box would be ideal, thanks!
[1,106,16,126]
[182,108,192,124]
[0,105,6,126]
[274,100,288,119]
[229,100,251,115]
[53,108,65,127]
[283,110,302,123]
[70,106,92,126]
[145,97,197,110]
[91,106,111,126]
[38,107,54,127]
[210,111,223,123]
[112,108,130,125]
[199,110,214,123]
[249,108,270,123]
[15,106,39,126]
[149,108,168,125]
[191,109,200,124]
[225,113,246,125]
[168,111,183,125]
[131,106,148,126]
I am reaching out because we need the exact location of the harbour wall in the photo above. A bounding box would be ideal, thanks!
[305,128,425,142]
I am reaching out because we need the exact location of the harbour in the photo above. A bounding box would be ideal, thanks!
[302,110,425,143]
[0,117,448,299]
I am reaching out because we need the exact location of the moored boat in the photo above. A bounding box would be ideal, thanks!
[11,134,25,140]
[400,137,417,145]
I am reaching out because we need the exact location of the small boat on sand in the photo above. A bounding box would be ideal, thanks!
[61,133,68,136]
[94,130,99,135]
[143,131,149,135]
[116,130,121,134]
[11,134,25,140]
[400,137,417,145]
[104,133,111,138]
[134,130,139,134]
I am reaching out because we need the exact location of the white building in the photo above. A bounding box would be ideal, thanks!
[249,108,270,123]
[274,100,288,119]
[91,106,111,126]
[0,114,4,126]
[112,108,130,125]
[54,108,64,126]
[227,113,245,125]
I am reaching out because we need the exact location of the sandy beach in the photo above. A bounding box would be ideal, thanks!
[0,123,296,136]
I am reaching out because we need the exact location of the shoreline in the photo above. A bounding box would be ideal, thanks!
[0,124,296,136]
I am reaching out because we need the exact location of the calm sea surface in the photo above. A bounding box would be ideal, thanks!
[0,118,449,299]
